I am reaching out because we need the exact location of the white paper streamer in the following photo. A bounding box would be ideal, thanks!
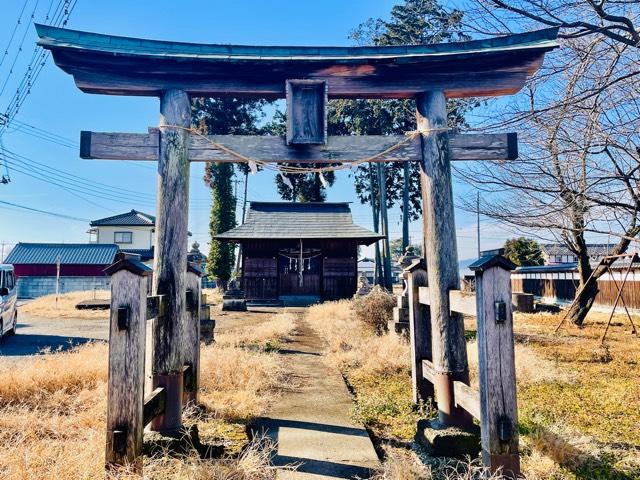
[318,172,329,188]
[248,160,258,174]
[281,174,293,189]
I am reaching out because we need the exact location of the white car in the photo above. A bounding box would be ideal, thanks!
[0,264,18,340]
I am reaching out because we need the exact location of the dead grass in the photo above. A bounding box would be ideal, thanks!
[203,288,224,306]
[372,447,503,480]
[352,286,396,335]
[306,299,640,480]
[21,290,110,320]
[0,310,297,479]
[305,299,431,446]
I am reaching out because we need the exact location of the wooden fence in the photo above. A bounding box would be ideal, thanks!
[511,266,640,309]
[407,252,520,478]
[104,253,207,472]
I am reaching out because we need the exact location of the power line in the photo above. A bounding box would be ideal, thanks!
[0,199,90,222]
[0,0,31,70]
[0,0,77,137]
[0,0,41,97]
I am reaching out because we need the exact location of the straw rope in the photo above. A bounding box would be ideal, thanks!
[159,125,433,175]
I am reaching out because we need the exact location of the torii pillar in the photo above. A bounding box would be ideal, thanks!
[417,91,472,428]
[149,89,191,433]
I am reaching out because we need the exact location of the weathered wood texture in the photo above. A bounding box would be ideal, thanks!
[151,89,190,432]
[38,23,558,99]
[143,387,167,427]
[183,268,202,405]
[286,80,327,145]
[476,265,520,478]
[418,286,477,317]
[416,91,471,427]
[453,381,481,421]
[105,268,148,471]
[80,131,517,163]
[407,267,433,403]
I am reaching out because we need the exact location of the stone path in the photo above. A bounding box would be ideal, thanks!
[254,315,379,479]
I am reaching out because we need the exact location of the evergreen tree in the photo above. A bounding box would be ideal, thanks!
[334,0,476,221]
[503,237,544,267]
[206,163,237,290]
[192,97,269,290]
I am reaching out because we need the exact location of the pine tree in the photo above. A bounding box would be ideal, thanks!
[503,237,544,267]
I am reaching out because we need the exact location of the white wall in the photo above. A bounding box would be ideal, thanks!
[95,226,154,249]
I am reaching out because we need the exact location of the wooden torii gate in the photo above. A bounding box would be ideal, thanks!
[37,23,558,476]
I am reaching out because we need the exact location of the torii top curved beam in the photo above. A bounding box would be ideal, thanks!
[36,24,558,99]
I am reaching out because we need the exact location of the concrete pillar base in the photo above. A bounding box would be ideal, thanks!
[415,419,480,458]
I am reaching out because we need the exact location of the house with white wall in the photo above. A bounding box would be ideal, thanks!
[89,210,155,261]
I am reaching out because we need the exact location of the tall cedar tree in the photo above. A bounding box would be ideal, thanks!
[192,98,269,290]
[330,0,477,220]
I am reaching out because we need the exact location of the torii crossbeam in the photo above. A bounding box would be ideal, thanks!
[37,23,558,478]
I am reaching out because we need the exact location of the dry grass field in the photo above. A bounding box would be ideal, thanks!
[20,290,111,320]
[305,298,640,480]
[0,311,297,479]
[21,289,224,322]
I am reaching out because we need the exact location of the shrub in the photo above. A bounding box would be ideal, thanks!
[353,286,396,335]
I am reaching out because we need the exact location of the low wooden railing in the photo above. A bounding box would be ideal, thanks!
[406,251,520,478]
[104,253,205,472]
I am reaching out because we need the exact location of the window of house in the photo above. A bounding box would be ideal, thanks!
[114,231,133,244]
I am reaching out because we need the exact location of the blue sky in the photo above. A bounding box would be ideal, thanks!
[0,0,516,262]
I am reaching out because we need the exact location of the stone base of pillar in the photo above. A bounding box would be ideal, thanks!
[200,318,215,344]
[415,419,480,458]
[144,423,223,458]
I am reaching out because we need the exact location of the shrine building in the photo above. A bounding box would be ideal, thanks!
[216,202,382,304]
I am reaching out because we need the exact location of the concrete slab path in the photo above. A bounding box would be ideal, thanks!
[254,314,379,479]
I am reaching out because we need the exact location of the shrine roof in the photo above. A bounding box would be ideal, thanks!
[216,202,383,244]
[35,24,559,99]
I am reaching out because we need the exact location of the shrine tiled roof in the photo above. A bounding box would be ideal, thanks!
[216,202,383,244]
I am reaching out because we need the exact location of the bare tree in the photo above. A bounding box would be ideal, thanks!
[456,0,640,325]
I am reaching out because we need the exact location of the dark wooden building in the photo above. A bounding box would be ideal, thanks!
[217,202,382,304]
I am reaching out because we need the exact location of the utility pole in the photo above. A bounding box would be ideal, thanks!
[402,161,410,251]
[377,162,393,291]
[477,191,481,258]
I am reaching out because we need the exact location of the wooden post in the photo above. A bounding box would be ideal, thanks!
[104,255,151,471]
[416,91,471,427]
[184,263,202,405]
[151,89,191,433]
[470,252,519,478]
[377,162,393,291]
[406,259,434,403]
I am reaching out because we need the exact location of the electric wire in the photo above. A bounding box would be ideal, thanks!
[0,0,30,70]
[0,0,41,97]
[0,199,90,221]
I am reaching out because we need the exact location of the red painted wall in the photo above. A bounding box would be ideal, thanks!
[13,264,108,278]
